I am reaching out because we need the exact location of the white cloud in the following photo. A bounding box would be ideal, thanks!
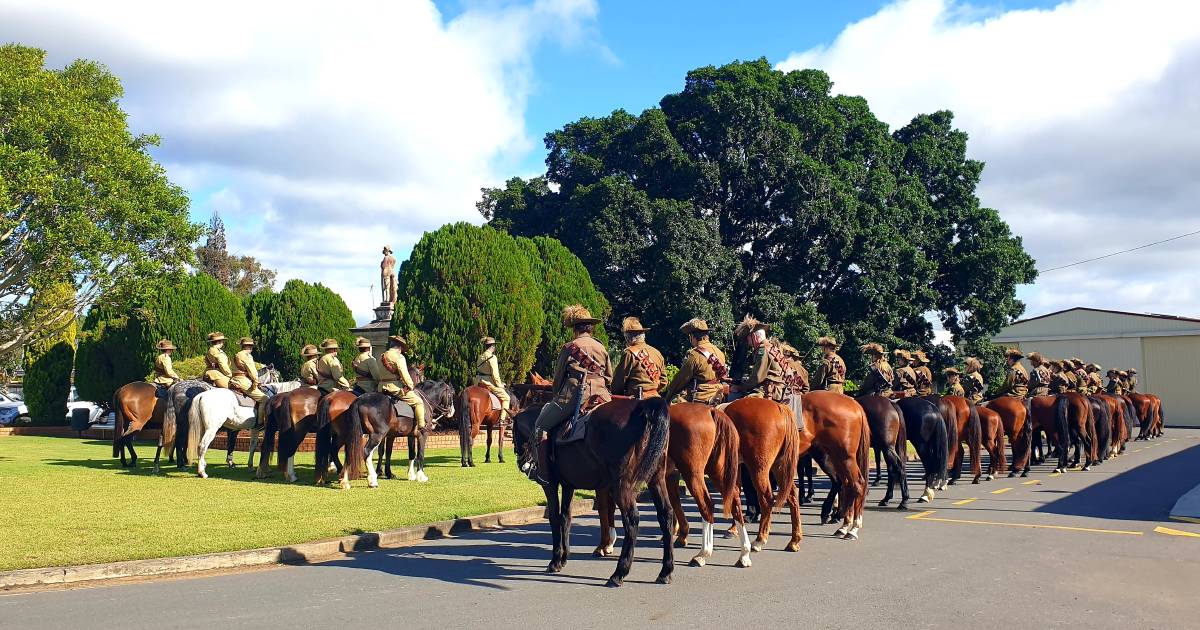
[778,0,1200,324]
[0,0,600,322]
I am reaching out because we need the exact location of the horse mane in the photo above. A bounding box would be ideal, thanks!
[733,314,760,339]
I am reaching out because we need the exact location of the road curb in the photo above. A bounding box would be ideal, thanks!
[0,500,593,592]
[1169,482,1200,523]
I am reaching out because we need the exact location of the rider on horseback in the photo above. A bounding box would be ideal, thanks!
[1028,352,1051,397]
[1106,369,1125,395]
[299,344,320,387]
[994,348,1029,398]
[316,338,350,394]
[203,332,233,388]
[778,342,810,394]
[152,339,181,395]
[378,334,426,431]
[731,321,785,402]
[352,337,379,394]
[811,336,846,394]
[230,337,268,427]
[963,357,986,403]
[911,350,934,396]
[663,319,727,404]
[528,305,611,484]
[1085,363,1104,395]
[1049,360,1071,394]
[474,336,512,421]
[891,350,918,399]
[943,367,965,397]
[858,343,893,397]
[610,317,666,399]
[1125,368,1138,393]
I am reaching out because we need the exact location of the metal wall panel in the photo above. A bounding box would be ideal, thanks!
[1142,336,1200,427]
[1008,338,1144,376]
[996,309,1200,341]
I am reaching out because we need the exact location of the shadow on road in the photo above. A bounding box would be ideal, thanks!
[1035,443,1200,522]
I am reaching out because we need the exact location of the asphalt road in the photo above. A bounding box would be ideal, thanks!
[4,430,1200,630]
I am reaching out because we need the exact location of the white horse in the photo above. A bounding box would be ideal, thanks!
[186,381,301,478]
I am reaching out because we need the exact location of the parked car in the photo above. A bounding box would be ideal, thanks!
[66,387,110,426]
[0,391,29,426]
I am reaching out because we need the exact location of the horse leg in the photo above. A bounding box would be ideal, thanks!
[225,428,237,467]
[685,469,714,566]
[949,440,963,485]
[608,487,640,588]
[364,433,382,488]
[872,448,882,487]
[287,455,297,483]
[152,443,164,475]
[416,433,430,483]
[484,424,493,463]
[545,482,564,574]
[407,435,417,481]
[879,447,896,507]
[647,473,675,584]
[247,428,259,470]
[592,489,617,557]
[749,465,774,552]
[383,434,395,479]
[667,472,690,549]
[558,484,575,569]
[497,415,506,464]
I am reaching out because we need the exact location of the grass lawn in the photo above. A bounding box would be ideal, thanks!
[0,436,544,571]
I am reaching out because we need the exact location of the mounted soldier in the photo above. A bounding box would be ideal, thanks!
[943,367,965,397]
[731,321,785,402]
[152,339,181,393]
[528,305,612,483]
[962,357,986,404]
[1070,358,1088,393]
[202,332,233,388]
[1118,370,1132,393]
[352,337,378,394]
[473,336,512,422]
[378,334,426,430]
[779,342,810,395]
[892,349,918,399]
[316,338,350,394]
[230,337,267,426]
[811,336,846,394]
[663,318,728,404]
[1061,359,1080,392]
[1106,369,1125,395]
[1028,352,1051,397]
[993,348,1029,398]
[1085,363,1104,395]
[857,343,893,397]
[1049,360,1071,394]
[911,350,934,397]
[299,344,320,387]
[1125,368,1138,393]
[610,317,667,398]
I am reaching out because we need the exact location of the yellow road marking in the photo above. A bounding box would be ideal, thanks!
[1155,526,1200,538]
[991,487,1014,494]
[1022,480,1041,485]
[1171,515,1200,525]
[953,498,977,505]
[909,510,1143,536]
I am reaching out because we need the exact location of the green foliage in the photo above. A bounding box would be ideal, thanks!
[0,45,200,361]
[663,364,680,385]
[75,274,249,403]
[958,337,1008,393]
[523,236,610,374]
[142,355,206,382]
[480,59,1036,365]
[247,279,355,377]
[23,284,77,425]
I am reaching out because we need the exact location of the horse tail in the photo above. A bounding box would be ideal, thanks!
[893,401,908,463]
[632,396,670,486]
[712,408,740,519]
[259,398,278,473]
[185,392,204,464]
[112,390,125,457]
[1055,394,1071,452]
[314,397,333,479]
[773,402,800,511]
[457,387,472,458]
[930,406,948,483]
[967,402,982,467]
[856,408,870,491]
[344,399,365,481]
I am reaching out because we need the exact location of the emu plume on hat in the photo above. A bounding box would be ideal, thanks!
[860,342,885,356]
[816,336,839,348]
[734,315,769,338]
[1004,347,1025,359]
[561,304,600,327]
[680,318,710,335]
[621,317,649,334]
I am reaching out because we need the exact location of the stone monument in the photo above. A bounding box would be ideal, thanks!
[350,245,400,356]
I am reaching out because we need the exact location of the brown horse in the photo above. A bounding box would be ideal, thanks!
[856,394,909,509]
[1030,393,1093,473]
[984,396,1031,477]
[976,405,1007,477]
[722,397,802,550]
[313,390,363,489]
[801,391,870,539]
[941,395,984,484]
[923,395,960,489]
[1097,393,1130,456]
[256,387,322,482]
[457,384,512,467]
[111,382,168,468]
[512,397,674,587]
[1128,393,1158,439]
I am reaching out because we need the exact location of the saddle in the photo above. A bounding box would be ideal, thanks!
[232,390,257,408]
[390,389,429,420]
[555,395,626,445]
[486,390,503,412]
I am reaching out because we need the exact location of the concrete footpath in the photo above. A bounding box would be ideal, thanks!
[1170,481,1200,523]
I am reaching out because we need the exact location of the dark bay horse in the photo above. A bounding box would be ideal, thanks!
[314,390,363,489]
[856,394,909,509]
[922,394,959,489]
[256,387,322,482]
[941,395,983,484]
[353,381,455,482]
[1086,396,1110,464]
[512,397,674,587]
[984,396,1031,477]
[722,397,802,550]
[896,396,947,503]
[457,384,513,467]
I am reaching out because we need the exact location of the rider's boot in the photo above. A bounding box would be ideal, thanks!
[529,433,552,486]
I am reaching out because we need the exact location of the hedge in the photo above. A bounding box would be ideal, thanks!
[23,284,77,425]
[245,279,355,378]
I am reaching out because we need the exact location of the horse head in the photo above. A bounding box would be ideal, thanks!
[416,380,455,425]
[257,364,280,385]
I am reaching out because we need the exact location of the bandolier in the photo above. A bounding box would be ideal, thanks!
[316,338,350,393]
[735,321,786,402]
[298,345,320,387]
[912,350,934,397]
[993,348,1029,398]
[963,357,986,404]
[892,349,918,399]
[378,335,426,429]
[944,367,965,397]
[664,319,729,404]
[610,317,667,398]
[1027,352,1051,397]
[858,343,893,397]
[811,336,846,394]
[352,337,379,394]
[473,336,512,420]
[152,339,180,388]
[203,332,233,388]
[779,342,810,394]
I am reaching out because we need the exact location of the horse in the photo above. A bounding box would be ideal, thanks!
[983,396,1031,477]
[355,381,456,484]
[940,395,983,484]
[922,395,960,489]
[800,391,870,538]
[1086,395,1110,464]
[256,387,322,483]
[721,397,802,550]
[183,371,293,478]
[156,379,210,473]
[112,382,167,468]
[856,394,909,509]
[457,384,515,467]
[1128,393,1157,439]
[1030,393,1092,473]
[975,405,1007,477]
[896,396,948,503]
[313,390,363,489]
[512,397,674,587]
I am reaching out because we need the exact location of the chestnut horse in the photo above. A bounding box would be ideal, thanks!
[1128,393,1158,439]
[976,405,1007,477]
[1086,396,1110,464]
[801,391,871,539]
[983,396,1031,477]
[1030,393,1092,473]
[112,382,168,468]
[722,397,803,549]
[941,395,984,484]
[856,395,909,509]
[457,384,513,467]
[512,398,674,587]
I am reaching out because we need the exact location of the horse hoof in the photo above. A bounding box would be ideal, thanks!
[878,500,889,507]
[986,474,994,481]
[546,564,562,574]
[656,573,672,585]
[736,555,752,568]
[484,458,491,464]
[368,480,378,488]
[917,496,930,503]
[468,462,476,468]
[592,548,606,558]
[198,471,208,479]
[785,541,801,552]
[606,577,622,588]
[1082,465,1091,471]
[1007,471,1017,478]
[750,540,764,553]
[461,462,469,467]
[498,458,505,464]
[897,502,909,511]
[844,531,858,541]
[340,482,351,490]
[674,538,689,549]
[948,479,956,486]
[834,527,848,538]
[416,471,430,483]
[689,556,706,567]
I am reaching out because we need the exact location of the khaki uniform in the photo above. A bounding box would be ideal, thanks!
[893,366,918,398]
[1074,369,1089,394]
[473,349,512,412]
[1029,365,1051,397]
[1086,373,1103,395]
[995,363,1029,398]
[1126,375,1138,393]
[611,342,667,398]
[914,366,934,397]
[1063,370,1079,392]
[352,351,379,393]
[379,348,426,429]
[534,334,613,433]
[737,344,786,401]
[317,353,350,393]
[230,349,266,405]
[1050,371,1071,395]
[204,345,233,388]
[663,340,728,404]
[785,359,811,394]
[153,353,180,387]
[946,381,966,397]
[1106,378,1124,396]
[812,352,847,394]
[963,371,986,404]
[859,359,894,397]
[299,358,319,387]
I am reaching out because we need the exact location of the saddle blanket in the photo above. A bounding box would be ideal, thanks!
[557,411,592,445]
[232,391,256,408]
[487,391,502,411]
[391,390,431,420]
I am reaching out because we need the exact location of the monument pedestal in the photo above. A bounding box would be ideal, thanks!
[350,302,395,357]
